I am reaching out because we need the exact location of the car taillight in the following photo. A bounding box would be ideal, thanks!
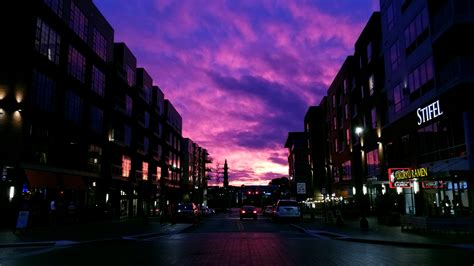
[241,210,246,214]
[253,210,257,214]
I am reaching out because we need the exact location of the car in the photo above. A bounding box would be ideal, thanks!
[174,202,201,223]
[240,205,258,220]
[273,199,301,221]
[263,205,274,216]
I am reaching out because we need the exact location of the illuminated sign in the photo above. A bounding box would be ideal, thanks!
[417,100,443,126]
[422,180,445,189]
[388,167,429,188]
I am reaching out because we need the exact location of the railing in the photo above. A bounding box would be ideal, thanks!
[438,56,474,90]
[431,0,474,40]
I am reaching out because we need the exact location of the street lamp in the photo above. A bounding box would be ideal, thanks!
[355,127,363,137]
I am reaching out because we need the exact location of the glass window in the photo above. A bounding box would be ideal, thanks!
[68,46,86,83]
[125,64,135,87]
[31,69,56,113]
[124,125,132,146]
[393,84,402,112]
[90,105,103,134]
[367,42,372,63]
[335,138,339,153]
[125,95,133,116]
[91,66,105,97]
[426,57,434,80]
[345,104,349,120]
[366,149,380,175]
[69,2,88,41]
[346,128,350,145]
[342,160,352,181]
[390,42,399,71]
[386,3,394,31]
[156,166,161,181]
[65,90,83,124]
[371,107,377,129]
[122,155,131,177]
[333,116,337,130]
[369,74,375,95]
[43,0,63,17]
[142,162,148,180]
[35,17,61,65]
[144,111,150,128]
[92,28,107,61]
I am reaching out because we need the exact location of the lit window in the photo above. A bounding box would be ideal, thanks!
[142,162,148,180]
[122,155,131,177]
[35,17,61,64]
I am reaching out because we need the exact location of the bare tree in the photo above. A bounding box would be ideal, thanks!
[211,162,224,185]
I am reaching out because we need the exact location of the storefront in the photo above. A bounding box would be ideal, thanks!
[388,164,471,217]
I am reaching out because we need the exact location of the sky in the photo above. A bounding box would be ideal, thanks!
[94,0,379,186]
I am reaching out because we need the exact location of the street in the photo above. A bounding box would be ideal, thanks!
[1,209,473,265]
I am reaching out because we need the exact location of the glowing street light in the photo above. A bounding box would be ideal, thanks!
[355,127,363,136]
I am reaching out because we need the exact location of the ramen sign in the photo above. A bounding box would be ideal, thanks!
[388,167,429,188]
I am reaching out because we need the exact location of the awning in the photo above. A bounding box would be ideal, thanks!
[423,156,474,179]
[25,169,59,189]
[60,174,86,190]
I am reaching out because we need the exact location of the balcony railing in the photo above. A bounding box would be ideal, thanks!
[431,0,474,40]
[438,56,474,91]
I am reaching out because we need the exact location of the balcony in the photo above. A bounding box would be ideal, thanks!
[431,0,474,41]
[438,56,474,92]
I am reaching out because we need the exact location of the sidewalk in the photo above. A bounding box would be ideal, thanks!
[0,217,194,248]
[292,215,474,250]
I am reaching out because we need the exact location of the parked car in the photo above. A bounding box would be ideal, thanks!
[240,205,258,220]
[273,199,301,221]
[174,202,200,223]
[263,205,274,216]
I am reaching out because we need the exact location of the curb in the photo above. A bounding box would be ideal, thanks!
[0,241,56,248]
[290,224,473,250]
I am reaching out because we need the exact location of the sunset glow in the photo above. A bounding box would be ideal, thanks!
[94,0,378,185]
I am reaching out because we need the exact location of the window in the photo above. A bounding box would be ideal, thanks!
[345,104,349,120]
[65,90,83,124]
[90,105,103,134]
[342,160,352,181]
[335,138,339,153]
[69,2,88,41]
[404,8,430,55]
[408,56,434,94]
[125,95,133,116]
[156,166,161,181]
[344,79,349,94]
[122,155,131,177]
[367,42,372,63]
[346,128,350,145]
[125,64,135,87]
[390,42,400,71]
[68,46,86,82]
[43,0,63,17]
[142,162,148,181]
[144,111,150,128]
[35,18,61,64]
[393,83,405,113]
[31,69,56,112]
[368,74,375,96]
[371,107,377,129]
[92,28,107,61]
[144,137,149,153]
[91,66,105,97]
[124,125,132,146]
[333,116,337,130]
[87,144,101,172]
[332,95,336,108]
[366,149,380,175]
[386,3,394,32]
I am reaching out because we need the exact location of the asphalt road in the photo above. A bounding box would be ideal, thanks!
[1,211,473,265]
